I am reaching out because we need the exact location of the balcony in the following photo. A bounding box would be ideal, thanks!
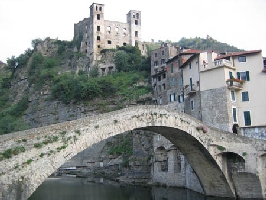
[184,84,198,95]
[226,78,245,90]
[201,59,235,72]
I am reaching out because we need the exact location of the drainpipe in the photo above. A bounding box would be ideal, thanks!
[198,56,203,121]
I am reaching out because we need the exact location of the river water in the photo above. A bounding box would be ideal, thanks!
[28,177,237,200]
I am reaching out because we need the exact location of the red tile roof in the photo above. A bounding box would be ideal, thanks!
[215,50,261,60]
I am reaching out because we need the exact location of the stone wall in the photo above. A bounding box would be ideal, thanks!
[201,87,230,131]
[240,126,266,140]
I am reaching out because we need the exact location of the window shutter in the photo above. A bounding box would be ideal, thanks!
[237,72,240,79]
[178,95,180,103]
[246,71,250,81]
[229,71,233,78]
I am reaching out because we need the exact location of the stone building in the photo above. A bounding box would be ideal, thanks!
[152,134,203,193]
[74,3,146,71]
[151,43,178,104]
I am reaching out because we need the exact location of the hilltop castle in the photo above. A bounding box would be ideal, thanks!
[73,3,146,68]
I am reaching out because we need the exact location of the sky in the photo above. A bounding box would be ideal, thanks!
[0,0,266,63]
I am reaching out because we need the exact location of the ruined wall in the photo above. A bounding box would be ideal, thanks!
[240,126,266,140]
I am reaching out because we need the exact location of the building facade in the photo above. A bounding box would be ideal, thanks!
[151,47,266,132]
[74,3,146,68]
[151,43,179,105]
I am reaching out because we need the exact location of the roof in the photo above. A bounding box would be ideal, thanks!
[166,49,201,64]
[215,50,261,60]
[179,53,199,68]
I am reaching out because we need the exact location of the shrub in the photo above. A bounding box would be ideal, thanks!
[34,143,43,148]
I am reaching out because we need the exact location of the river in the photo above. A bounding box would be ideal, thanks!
[28,177,237,200]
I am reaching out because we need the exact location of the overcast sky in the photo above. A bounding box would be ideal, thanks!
[0,0,266,62]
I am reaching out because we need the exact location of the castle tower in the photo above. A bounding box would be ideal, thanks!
[89,3,105,63]
[127,10,141,47]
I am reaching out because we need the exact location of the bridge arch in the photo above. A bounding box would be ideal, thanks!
[0,105,264,200]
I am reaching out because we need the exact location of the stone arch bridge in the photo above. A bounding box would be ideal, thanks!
[0,106,265,200]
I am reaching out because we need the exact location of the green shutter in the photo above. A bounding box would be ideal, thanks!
[237,72,240,79]
[246,71,250,81]
[229,71,233,78]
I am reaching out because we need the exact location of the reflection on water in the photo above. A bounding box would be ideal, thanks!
[28,177,237,200]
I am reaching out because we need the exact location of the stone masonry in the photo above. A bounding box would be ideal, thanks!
[0,105,265,200]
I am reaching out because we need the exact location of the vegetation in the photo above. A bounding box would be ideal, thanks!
[174,37,243,52]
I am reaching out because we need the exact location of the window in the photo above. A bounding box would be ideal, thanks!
[158,76,161,82]
[136,13,139,19]
[230,91,236,101]
[170,78,175,86]
[238,56,246,62]
[107,40,111,44]
[97,26,100,31]
[97,14,100,20]
[243,111,251,126]
[189,62,192,70]
[99,7,102,11]
[170,94,175,102]
[242,91,249,101]
[162,50,164,55]
[123,43,126,46]
[161,59,165,65]
[190,100,194,111]
[135,31,138,37]
[155,53,158,57]
[170,63,174,73]
[190,77,193,90]
[97,45,100,48]
[162,73,166,79]
[237,71,250,81]
[179,76,183,86]
[132,12,135,18]
[135,20,138,25]
[154,61,158,66]
[232,107,237,123]
[229,71,233,79]
[178,94,184,103]
[97,36,100,41]
[115,27,119,32]
[178,59,181,68]
[162,83,165,90]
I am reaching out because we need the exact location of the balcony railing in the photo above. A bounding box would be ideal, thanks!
[226,78,245,90]
[201,59,235,72]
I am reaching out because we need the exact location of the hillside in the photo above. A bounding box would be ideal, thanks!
[0,38,152,135]
[174,36,243,52]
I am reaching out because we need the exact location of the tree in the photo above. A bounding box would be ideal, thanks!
[31,38,43,49]
[89,65,99,78]
[114,50,129,72]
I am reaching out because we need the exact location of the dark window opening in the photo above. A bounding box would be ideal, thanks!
[136,13,139,19]
[133,12,135,18]
[135,31,138,37]
[107,40,111,44]
[238,56,246,62]
[162,73,166,79]
[96,6,98,11]
[155,53,158,57]
[123,43,126,46]
[85,49,87,53]
[97,14,100,20]
[97,36,100,41]
[135,20,138,25]
[99,7,102,11]
[244,111,251,126]
[97,26,100,31]
[85,42,87,46]
[97,45,100,48]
